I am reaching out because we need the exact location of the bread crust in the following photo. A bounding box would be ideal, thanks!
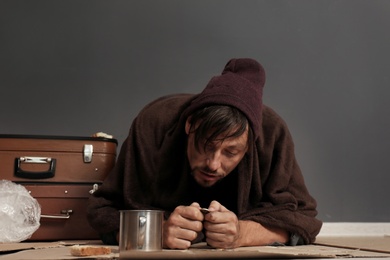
[70,245,112,256]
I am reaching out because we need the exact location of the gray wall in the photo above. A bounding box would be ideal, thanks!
[1,0,389,222]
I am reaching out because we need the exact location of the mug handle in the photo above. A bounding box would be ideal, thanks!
[137,216,147,249]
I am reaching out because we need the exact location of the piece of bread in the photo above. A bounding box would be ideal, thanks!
[92,132,113,139]
[70,245,112,256]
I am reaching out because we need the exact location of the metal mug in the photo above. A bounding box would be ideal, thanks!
[119,210,164,252]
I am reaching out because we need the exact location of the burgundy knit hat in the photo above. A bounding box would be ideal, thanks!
[183,58,265,139]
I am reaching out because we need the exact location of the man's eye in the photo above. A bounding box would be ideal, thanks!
[224,150,238,157]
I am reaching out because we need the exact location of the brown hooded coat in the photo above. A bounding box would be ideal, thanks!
[87,59,322,245]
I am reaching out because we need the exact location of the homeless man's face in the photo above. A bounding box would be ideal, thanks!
[185,119,249,188]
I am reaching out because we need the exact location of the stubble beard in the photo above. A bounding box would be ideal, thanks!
[190,167,225,188]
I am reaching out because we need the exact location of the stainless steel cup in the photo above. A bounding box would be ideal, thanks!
[119,210,164,252]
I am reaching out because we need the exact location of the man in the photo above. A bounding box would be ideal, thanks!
[87,58,322,249]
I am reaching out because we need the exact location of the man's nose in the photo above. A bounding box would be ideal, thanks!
[206,152,221,171]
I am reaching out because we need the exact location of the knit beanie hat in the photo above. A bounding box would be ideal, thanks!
[183,58,265,139]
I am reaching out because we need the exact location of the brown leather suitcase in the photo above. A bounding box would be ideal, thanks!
[0,134,117,241]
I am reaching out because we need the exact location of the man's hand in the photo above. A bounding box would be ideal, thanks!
[203,200,240,249]
[163,202,204,249]
[203,200,289,249]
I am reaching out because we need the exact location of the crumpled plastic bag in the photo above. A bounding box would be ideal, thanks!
[0,180,41,243]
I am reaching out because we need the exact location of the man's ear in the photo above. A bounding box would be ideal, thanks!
[185,117,192,135]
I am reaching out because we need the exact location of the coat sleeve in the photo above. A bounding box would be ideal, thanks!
[86,135,127,238]
[86,111,165,238]
[86,94,194,242]
[238,106,322,244]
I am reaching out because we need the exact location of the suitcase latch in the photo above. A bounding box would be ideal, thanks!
[83,144,93,163]
[89,183,99,194]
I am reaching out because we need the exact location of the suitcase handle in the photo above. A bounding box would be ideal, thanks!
[41,214,70,219]
[14,157,56,179]
[41,210,73,219]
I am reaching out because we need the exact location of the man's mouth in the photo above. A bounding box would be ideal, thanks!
[198,170,221,181]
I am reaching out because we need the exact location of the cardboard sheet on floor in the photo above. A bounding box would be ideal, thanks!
[2,242,390,259]
[0,241,64,254]
[315,236,390,254]
[0,240,102,255]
